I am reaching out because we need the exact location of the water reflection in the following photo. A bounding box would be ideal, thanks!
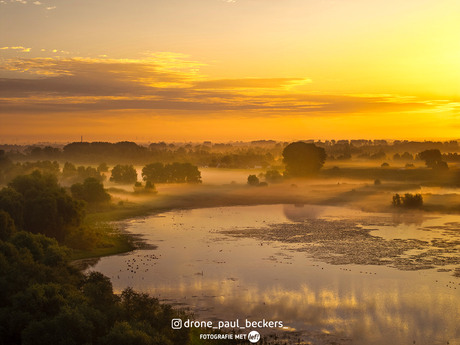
[89,205,460,345]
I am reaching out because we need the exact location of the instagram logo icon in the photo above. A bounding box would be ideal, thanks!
[171,319,183,329]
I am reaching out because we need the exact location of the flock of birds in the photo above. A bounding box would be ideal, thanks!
[113,253,160,280]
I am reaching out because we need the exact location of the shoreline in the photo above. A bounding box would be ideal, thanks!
[70,182,460,265]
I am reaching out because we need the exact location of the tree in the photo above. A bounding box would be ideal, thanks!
[142,163,201,184]
[0,210,16,241]
[142,163,167,183]
[71,178,111,204]
[247,175,259,186]
[110,165,138,184]
[144,181,156,191]
[0,187,24,229]
[62,162,77,177]
[0,150,12,174]
[419,149,449,170]
[282,142,326,177]
[264,170,283,183]
[97,163,109,173]
[392,193,423,208]
[7,170,85,241]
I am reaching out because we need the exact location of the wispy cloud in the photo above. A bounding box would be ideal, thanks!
[46,5,55,10]
[0,46,31,52]
[33,1,41,4]
[194,78,312,90]
[0,54,454,117]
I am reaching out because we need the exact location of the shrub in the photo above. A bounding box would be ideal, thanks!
[247,175,259,186]
[392,193,423,208]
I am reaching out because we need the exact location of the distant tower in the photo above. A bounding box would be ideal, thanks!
[81,135,83,143]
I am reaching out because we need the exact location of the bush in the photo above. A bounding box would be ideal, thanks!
[247,175,259,186]
[264,170,283,183]
[392,193,423,208]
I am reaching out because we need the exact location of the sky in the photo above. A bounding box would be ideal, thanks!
[1,0,459,143]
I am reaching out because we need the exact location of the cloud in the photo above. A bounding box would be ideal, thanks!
[194,78,312,90]
[46,5,55,10]
[0,55,453,117]
[33,1,41,4]
[0,46,31,52]
[11,0,27,3]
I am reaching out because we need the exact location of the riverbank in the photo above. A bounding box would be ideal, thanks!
[70,181,460,262]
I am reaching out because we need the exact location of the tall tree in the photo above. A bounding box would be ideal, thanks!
[282,142,326,177]
[110,165,138,184]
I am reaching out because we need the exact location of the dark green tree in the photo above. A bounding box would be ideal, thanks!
[8,170,85,241]
[110,165,138,184]
[282,142,326,177]
[0,187,24,229]
[71,178,111,204]
[0,210,16,241]
[142,163,167,183]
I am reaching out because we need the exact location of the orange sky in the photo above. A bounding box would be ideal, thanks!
[1,0,459,143]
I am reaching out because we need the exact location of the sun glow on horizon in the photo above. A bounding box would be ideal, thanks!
[0,0,459,142]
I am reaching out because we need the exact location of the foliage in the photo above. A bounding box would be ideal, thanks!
[264,170,283,183]
[392,193,423,208]
[142,162,201,183]
[62,162,78,177]
[419,149,449,170]
[110,165,138,184]
[282,142,326,177]
[64,226,99,250]
[132,181,158,194]
[0,232,193,345]
[247,175,259,186]
[144,181,156,190]
[0,210,16,241]
[0,187,24,229]
[0,160,60,184]
[63,163,105,182]
[6,170,85,242]
[97,163,109,173]
[71,178,111,204]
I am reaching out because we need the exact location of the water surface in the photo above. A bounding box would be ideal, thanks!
[88,205,460,344]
